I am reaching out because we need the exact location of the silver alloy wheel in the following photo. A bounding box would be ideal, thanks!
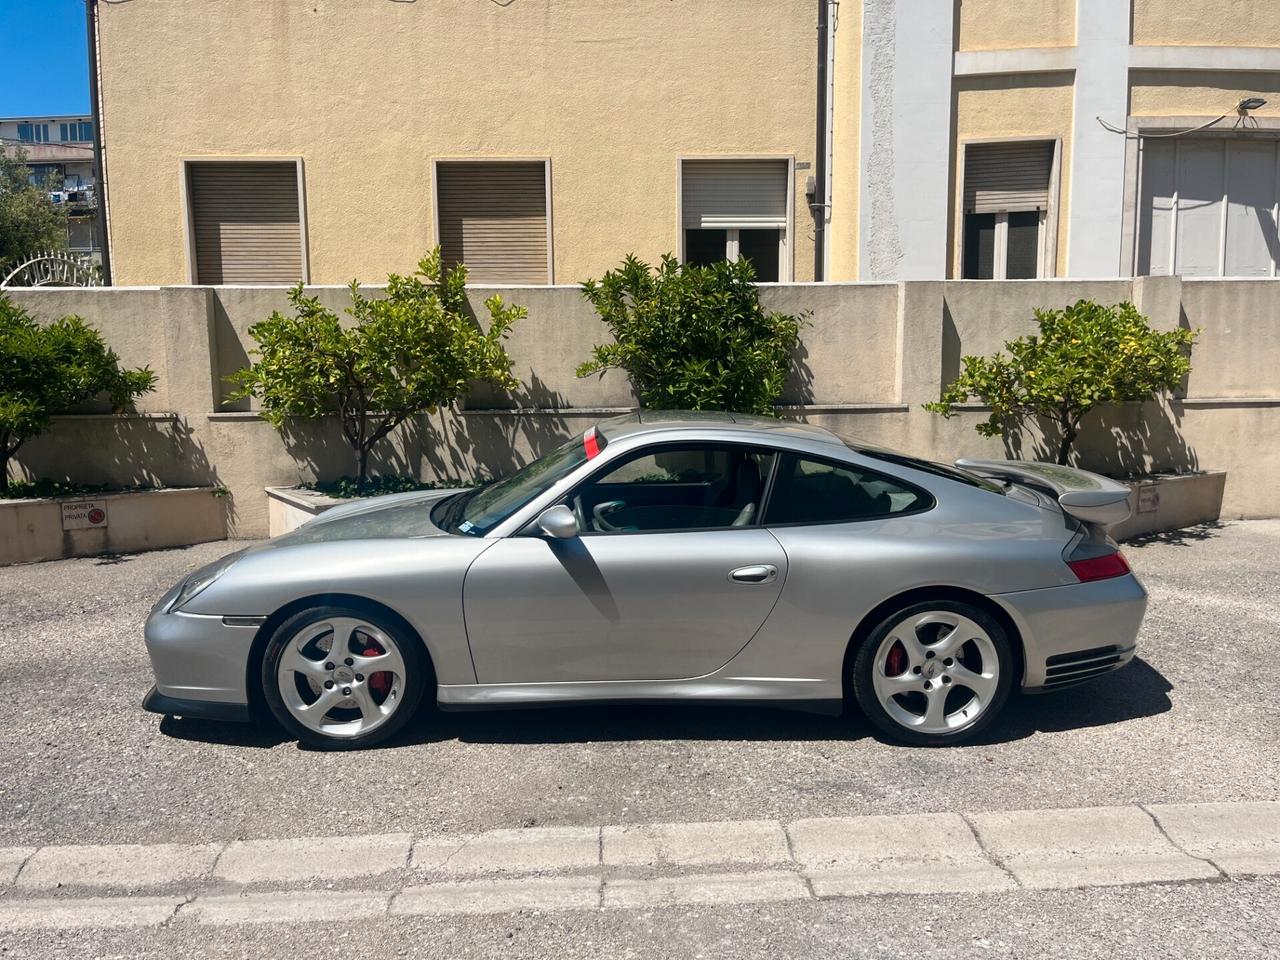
[276,617,408,739]
[870,610,1000,736]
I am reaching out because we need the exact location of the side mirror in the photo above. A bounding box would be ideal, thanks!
[536,504,580,539]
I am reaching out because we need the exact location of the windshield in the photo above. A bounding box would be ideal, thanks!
[837,434,1004,494]
[435,433,590,536]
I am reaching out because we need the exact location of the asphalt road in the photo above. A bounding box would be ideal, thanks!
[2,520,1278,956]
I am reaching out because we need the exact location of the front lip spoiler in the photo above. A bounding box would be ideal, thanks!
[142,686,251,723]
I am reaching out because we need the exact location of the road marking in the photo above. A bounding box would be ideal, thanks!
[188,890,391,925]
[17,842,220,891]
[393,875,601,916]
[602,870,808,909]
[602,819,789,867]
[968,805,1221,889]
[0,896,182,930]
[420,826,601,875]
[1146,801,1280,877]
[789,813,1016,897]
[0,847,35,886]
[214,833,411,884]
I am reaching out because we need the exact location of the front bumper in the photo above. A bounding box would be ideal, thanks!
[995,572,1148,690]
[142,685,250,722]
[143,604,260,714]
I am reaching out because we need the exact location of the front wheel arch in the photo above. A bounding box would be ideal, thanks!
[246,593,436,722]
[840,586,1024,708]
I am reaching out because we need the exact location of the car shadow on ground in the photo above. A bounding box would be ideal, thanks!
[156,657,1173,752]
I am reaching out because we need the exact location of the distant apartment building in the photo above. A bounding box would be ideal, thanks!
[0,114,102,263]
[87,0,1280,286]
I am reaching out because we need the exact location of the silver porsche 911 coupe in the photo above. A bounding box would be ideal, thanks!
[143,412,1147,749]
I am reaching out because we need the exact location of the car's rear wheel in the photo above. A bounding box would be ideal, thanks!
[261,604,427,750]
[851,600,1013,746]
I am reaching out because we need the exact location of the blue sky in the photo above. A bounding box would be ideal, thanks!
[0,0,90,117]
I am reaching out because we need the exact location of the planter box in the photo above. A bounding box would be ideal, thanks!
[1111,471,1227,542]
[0,487,228,566]
[266,486,355,537]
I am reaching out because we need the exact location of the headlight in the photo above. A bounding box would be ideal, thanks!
[169,551,243,611]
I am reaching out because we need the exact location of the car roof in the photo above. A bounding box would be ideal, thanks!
[595,410,845,446]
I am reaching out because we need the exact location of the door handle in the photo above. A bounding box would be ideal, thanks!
[729,564,778,584]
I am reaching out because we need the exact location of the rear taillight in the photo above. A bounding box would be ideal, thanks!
[1067,551,1131,583]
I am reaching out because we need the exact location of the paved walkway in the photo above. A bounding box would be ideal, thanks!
[1,801,1275,931]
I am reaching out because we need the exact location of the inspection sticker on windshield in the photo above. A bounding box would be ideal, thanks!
[62,500,108,530]
[458,520,474,533]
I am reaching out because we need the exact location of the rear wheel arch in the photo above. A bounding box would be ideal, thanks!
[840,585,1025,704]
[246,593,437,719]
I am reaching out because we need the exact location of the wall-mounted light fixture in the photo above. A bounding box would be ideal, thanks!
[1237,97,1268,112]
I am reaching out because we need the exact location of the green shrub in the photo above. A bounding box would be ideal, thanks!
[575,254,806,416]
[229,249,524,488]
[925,299,1198,464]
[0,293,156,485]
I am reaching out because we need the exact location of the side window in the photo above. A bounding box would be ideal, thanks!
[764,454,930,525]
[573,444,774,534]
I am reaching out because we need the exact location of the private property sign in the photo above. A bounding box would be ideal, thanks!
[61,500,108,531]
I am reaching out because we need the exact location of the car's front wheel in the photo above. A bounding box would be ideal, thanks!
[851,600,1014,746]
[261,604,428,750]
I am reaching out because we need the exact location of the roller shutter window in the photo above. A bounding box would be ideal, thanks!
[961,141,1054,280]
[435,161,550,284]
[187,162,304,284]
[682,160,789,282]
[1137,137,1280,278]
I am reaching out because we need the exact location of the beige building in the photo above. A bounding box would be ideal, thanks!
[90,0,1280,286]
[1,115,102,263]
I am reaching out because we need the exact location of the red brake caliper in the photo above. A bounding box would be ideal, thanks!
[364,646,392,699]
[885,641,907,677]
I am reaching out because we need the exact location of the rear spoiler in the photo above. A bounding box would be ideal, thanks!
[955,459,1133,528]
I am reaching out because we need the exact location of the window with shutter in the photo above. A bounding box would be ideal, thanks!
[435,161,551,284]
[961,141,1055,279]
[680,159,791,281]
[186,161,305,284]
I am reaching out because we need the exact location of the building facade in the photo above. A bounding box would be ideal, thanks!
[0,115,102,263]
[89,1,1280,286]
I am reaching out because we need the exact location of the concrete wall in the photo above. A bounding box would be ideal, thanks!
[6,277,1277,537]
[95,0,820,287]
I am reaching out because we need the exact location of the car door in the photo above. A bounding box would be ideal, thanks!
[462,442,788,683]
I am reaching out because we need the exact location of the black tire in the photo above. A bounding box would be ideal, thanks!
[851,599,1014,747]
[261,604,429,750]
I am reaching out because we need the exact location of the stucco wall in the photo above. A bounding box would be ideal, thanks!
[7,278,1277,537]
[956,0,1076,51]
[96,0,818,286]
[1132,0,1280,47]
[950,73,1075,278]
[1129,70,1280,118]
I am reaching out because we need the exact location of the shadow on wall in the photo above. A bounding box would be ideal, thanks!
[15,415,237,528]
[998,400,1199,477]
[427,373,573,481]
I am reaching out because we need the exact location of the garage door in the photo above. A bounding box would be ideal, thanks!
[187,162,305,284]
[1138,138,1280,277]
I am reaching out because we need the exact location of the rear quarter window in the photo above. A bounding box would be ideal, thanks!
[763,453,933,526]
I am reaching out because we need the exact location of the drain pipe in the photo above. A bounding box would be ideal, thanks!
[812,0,830,281]
[84,0,112,285]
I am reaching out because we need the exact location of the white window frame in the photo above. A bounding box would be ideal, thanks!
[179,156,310,285]
[957,137,1061,280]
[676,155,795,282]
[430,157,555,285]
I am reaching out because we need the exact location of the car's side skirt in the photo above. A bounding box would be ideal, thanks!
[437,677,842,714]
